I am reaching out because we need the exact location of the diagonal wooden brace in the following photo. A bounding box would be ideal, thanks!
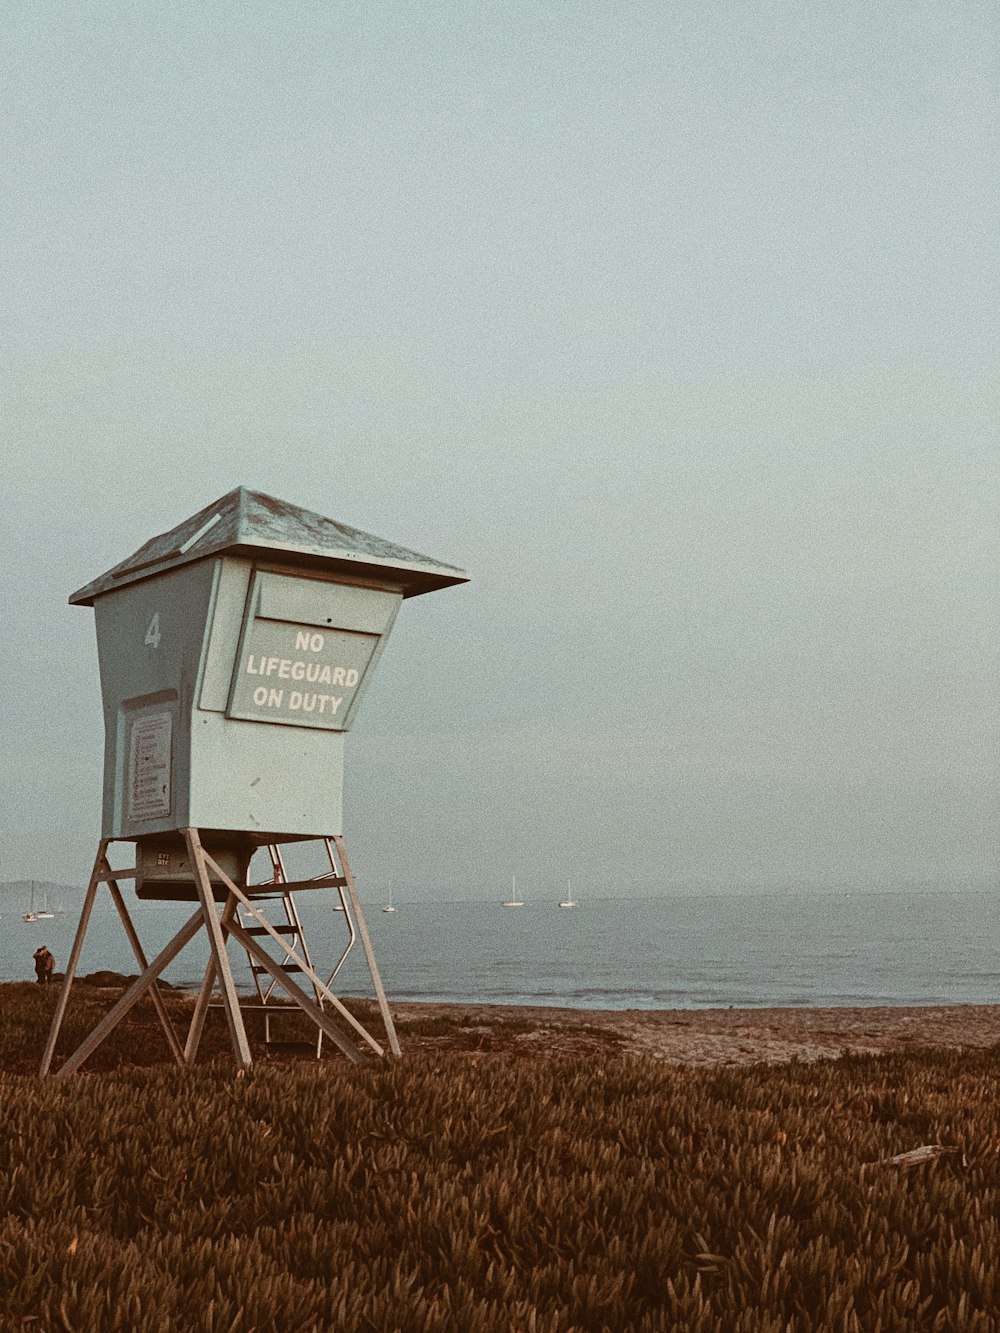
[40,842,107,1077]
[51,907,205,1079]
[331,836,402,1057]
[225,920,365,1063]
[105,868,185,1066]
[183,828,252,1070]
[200,853,378,1061]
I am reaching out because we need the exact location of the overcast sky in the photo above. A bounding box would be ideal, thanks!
[2,1,997,898]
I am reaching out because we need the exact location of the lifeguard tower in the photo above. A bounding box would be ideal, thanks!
[41,487,468,1076]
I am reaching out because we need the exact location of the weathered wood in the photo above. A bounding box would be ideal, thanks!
[106,874,185,1066]
[199,847,380,1058]
[52,909,204,1078]
[185,957,217,1065]
[226,920,366,1063]
[331,836,402,1058]
[39,842,106,1076]
[886,1144,964,1169]
[184,828,252,1071]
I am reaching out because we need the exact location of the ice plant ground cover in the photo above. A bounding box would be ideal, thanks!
[0,983,998,1331]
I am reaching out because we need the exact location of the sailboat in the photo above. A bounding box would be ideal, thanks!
[382,879,396,914]
[559,879,577,909]
[23,882,53,923]
[502,875,524,908]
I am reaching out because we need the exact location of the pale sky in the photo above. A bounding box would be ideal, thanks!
[2,2,997,897]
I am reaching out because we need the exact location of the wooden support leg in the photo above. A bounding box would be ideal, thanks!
[53,908,204,1079]
[184,828,252,1071]
[332,836,402,1058]
[226,920,365,1063]
[270,845,324,1059]
[106,871,185,1067]
[185,957,217,1065]
[39,842,107,1076]
[199,849,372,1060]
[183,894,238,1065]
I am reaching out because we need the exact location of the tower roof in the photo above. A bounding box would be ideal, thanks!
[69,487,469,605]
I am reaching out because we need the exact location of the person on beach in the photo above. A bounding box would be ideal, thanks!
[32,947,55,985]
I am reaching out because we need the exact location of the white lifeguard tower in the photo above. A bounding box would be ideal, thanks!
[41,487,467,1076]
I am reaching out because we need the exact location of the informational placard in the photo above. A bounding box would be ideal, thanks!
[227,620,379,730]
[127,712,173,820]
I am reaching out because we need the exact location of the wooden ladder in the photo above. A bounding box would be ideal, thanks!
[231,845,355,1057]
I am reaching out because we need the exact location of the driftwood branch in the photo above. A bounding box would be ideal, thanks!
[885,1144,964,1169]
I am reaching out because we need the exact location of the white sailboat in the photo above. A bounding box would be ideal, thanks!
[23,881,53,922]
[382,879,396,914]
[559,879,577,909]
[503,875,524,908]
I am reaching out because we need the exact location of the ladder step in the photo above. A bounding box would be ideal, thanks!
[242,924,299,936]
[251,962,304,974]
[247,876,348,893]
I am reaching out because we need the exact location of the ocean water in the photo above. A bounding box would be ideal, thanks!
[7,888,1000,1010]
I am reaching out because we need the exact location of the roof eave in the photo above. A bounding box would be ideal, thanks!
[69,540,469,607]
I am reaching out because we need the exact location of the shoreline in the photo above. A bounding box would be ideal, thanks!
[387,998,1000,1065]
[41,977,1000,1067]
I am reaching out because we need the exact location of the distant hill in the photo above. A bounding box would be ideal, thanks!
[0,881,84,913]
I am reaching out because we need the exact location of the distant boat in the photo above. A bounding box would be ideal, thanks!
[382,880,396,914]
[23,882,54,923]
[559,880,577,909]
[503,875,524,908]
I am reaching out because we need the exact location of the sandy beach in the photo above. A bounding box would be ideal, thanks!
[46,977,1000,1069]
[389,1000,1000,1066]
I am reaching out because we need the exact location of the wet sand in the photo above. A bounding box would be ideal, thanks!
[389,1001,1000,1066]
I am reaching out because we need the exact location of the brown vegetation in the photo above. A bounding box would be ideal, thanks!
[1,983,998,1330]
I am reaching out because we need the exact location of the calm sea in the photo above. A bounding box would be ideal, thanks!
[7,888,1000,1009]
